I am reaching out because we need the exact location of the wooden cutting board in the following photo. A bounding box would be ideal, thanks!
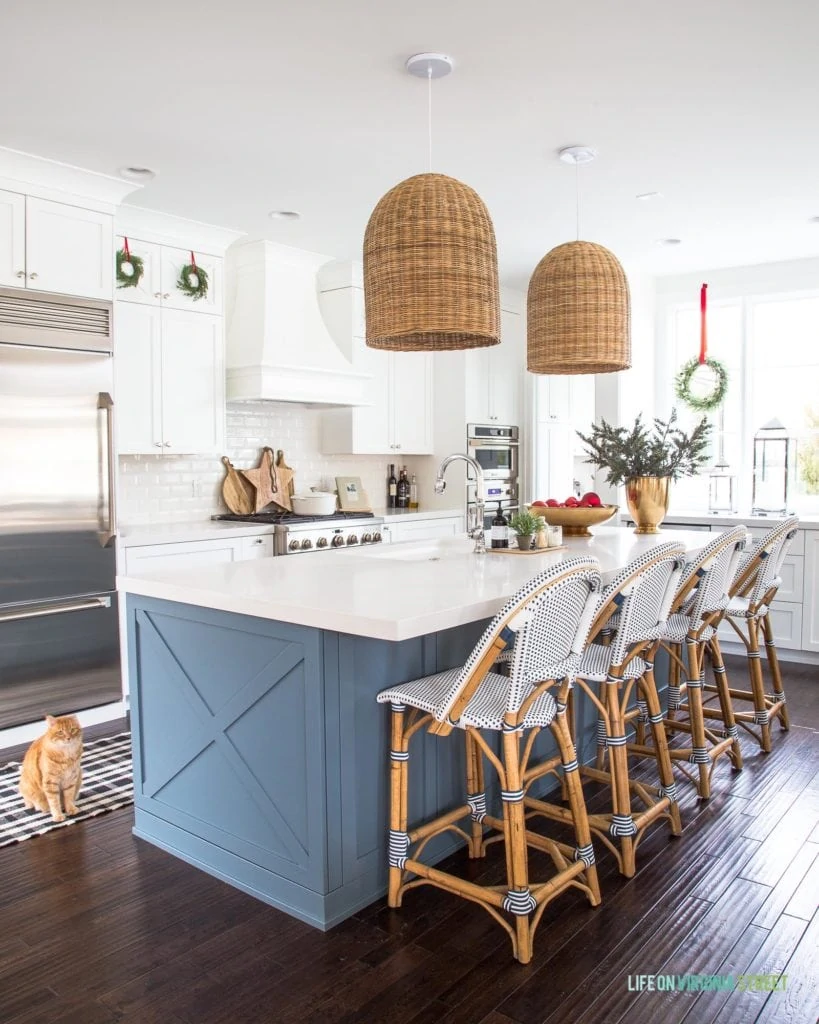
[241,447,280,513]
[221,456,255,515]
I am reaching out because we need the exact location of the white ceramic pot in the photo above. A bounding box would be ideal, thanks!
[291,492,337,516]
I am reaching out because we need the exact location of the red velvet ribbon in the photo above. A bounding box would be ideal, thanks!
[699,283,708,364]
[123,237,131,259]
[190,250,197,270]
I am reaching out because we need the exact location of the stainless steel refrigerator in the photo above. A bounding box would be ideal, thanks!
[0,287,120,730]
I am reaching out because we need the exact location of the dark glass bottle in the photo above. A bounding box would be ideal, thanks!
[397,466,410,509]
[387,464,397,509]
[490,502,509,549]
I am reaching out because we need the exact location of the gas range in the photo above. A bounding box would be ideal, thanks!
[211,510,385,555]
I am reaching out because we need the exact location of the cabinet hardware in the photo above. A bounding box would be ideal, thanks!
[163,293,170,299]
[0,595,110,624]
[154,292,162,299]
[28,272,38,280]
[154,442,162,448]
[15,270,25,278]
[163,441,172,447]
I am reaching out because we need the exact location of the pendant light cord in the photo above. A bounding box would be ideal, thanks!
[575,159,581,240]
[427,66,433,172]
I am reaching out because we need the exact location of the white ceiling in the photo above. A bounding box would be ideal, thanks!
[2,0,818,289]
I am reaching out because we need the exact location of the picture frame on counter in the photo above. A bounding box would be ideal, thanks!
[335,476,371,512]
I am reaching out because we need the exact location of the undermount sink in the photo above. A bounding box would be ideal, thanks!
[354,537,474,562]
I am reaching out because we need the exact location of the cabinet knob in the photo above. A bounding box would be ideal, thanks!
[153,442,162,448]
[163,293,170,299]
[28,272,38,280]
[395,444,402,450]
[163,442,172,447]
[154,292,162,299]
[15,270,25,278]
[253,538,264,545]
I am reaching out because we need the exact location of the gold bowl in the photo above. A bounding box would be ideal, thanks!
[525,504,619,538]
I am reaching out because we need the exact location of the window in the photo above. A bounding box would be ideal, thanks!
[666,292,819,513]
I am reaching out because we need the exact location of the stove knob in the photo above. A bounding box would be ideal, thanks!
[316,537,328,548]
[347,534,358,545]
[331,535,345,547]
[301,539,313,550]
[288,539,300,551]
[361,533,372,544]
[373,531,382,543]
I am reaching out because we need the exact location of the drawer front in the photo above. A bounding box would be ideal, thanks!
[775,555,804,603]
[240,534,275,559]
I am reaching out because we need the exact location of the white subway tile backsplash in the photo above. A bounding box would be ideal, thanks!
[117,401,419,525]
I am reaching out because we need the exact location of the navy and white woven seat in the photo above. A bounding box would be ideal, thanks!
[375,557,603,965]
[521,542,687,879]
[655,526,748,798]
[714,517,799,751]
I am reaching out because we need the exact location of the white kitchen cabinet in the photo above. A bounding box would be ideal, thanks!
[125,537,247,576]
[321,336,434,456]
[241,534,275,559]
[114,303,224,455]
[159,245,222,314]
[802,530,819,652]
[114,236,162,306]
[25,197,113,299]
[115,237,222,314]
[0,191,113,299]
[0,188,25,287]
[114,303,163,454]
[465,309,523,425]
[381,515,464,544]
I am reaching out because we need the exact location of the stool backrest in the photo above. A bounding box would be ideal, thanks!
[438,557,602,726]
[731,516,800,611]
[599,543,686,667]
[673,526,748,625]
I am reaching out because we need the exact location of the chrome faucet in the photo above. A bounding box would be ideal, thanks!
[435,453,486,554]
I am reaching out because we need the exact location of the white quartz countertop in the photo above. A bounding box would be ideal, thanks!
[620,511,819,529]
[118,526,715,642]
[118,507,464,548]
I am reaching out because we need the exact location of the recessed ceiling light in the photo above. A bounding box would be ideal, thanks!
[656,238,682,246]
[268,210,301,221]
[118,166,156,181]
[636,191,663,201]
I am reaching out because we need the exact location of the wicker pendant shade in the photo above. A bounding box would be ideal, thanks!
[527,240,631,374]
[363,172,500,351]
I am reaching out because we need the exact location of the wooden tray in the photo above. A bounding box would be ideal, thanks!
[486,544,567,555]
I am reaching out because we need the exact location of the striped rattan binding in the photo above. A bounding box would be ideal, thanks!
[527,240,631,374]
[363,172,500,351]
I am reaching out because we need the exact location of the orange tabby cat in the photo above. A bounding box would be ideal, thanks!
[19,714,83,822]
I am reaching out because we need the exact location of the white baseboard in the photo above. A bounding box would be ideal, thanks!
[0,701,128,753]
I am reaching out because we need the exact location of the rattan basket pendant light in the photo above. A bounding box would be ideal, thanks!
[527,147,631,374]
[363,53,500,351]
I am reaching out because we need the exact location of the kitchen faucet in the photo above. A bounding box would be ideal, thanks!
[435,453,486,554]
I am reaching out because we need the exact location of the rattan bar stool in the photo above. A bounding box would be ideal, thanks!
[644,527,748,799]
[376,558,603,964]
[524,543,687,878]
[705,517,799,752]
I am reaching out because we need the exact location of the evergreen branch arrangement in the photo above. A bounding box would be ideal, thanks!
[577,409,711,487]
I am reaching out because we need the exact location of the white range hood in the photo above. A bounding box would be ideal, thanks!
[225,240,370,406]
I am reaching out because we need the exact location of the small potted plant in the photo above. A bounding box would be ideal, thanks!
[577,409,711,534]
[509,509,540,550]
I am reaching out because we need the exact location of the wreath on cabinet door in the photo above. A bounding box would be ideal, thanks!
[115,238,144,289]
[673,283,729,412]
[176,250,209,301]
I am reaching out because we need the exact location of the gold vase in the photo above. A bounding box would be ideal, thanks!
[625,476,670,534]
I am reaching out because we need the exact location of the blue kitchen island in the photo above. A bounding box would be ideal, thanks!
[120,529,708,929]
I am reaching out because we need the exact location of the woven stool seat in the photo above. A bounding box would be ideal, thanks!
[379,669,558,731]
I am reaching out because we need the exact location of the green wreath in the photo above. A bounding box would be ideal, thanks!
[116,248,144,289]
[674,356,729,412]
[176,262,209,301]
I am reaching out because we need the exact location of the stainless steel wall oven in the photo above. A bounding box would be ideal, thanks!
[466,423,520,530]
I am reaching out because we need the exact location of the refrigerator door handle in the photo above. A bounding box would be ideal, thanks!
[0,595,111,624]
[97,392,117,548]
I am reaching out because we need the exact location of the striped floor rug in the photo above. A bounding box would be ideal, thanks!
[0,732,133,847]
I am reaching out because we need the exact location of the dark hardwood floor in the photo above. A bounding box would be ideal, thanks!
[1,658,817,1024]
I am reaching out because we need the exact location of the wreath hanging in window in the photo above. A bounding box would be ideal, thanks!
[673,284,729,412]
[176,250,209,301]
